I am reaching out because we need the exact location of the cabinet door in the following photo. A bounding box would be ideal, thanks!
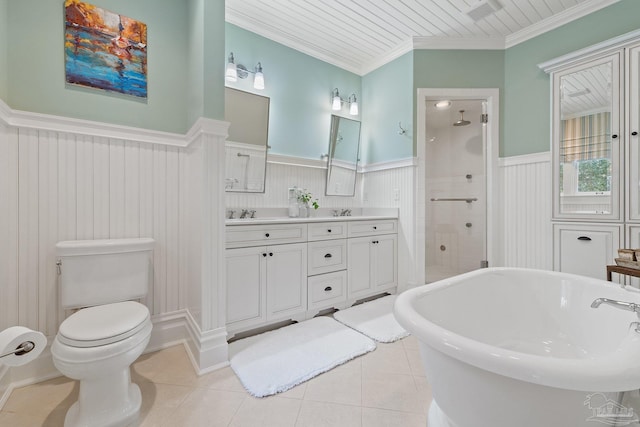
[372,234,397,290]
[226,246,267,328]
[552,53,622,221]
[266,242,307,321]
[627,44,640,221]
[347,236,374,299]
[553,223,621,280]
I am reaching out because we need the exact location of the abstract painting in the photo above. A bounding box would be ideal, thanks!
[64,0,147,98]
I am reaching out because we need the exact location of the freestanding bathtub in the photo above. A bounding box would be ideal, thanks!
[394,267,640,427]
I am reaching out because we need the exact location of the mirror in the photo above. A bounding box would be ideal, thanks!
[557,61,614,215]
[326,115,361,196]
[224,87,269,193]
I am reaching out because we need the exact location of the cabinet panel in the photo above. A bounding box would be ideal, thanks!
[266,242,307,320]
[347,237,373,299]
[348,220,397,237]
[553,223,621,280]
[226,223,307,248]
[627,44,640,221]
[308,221,347,241]
[225,246,267,328]
[373,234,397,290]
[308,270,347,310]
[308,239,347,276]
[552,53,622,221]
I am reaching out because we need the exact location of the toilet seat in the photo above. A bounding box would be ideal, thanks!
[57,301,150,348]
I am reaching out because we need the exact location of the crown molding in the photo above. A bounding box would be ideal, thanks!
[226,9,362,75]
[0,99,229,147]
[505,0,620,49]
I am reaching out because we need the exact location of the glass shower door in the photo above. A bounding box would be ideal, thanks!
[425,100,487,283]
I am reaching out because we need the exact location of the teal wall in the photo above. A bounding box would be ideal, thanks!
[3,0,226,133]
[413,49,505,156]
[225,23,360,160]
[0,0,7,101]
[504,0,640,157]
[361,52,413,164]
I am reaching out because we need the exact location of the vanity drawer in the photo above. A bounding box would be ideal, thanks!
[348,220,397,237]
[308,270,347,310]
[308,222,347,241]
[226,224,307,248]
[308,239,347,276]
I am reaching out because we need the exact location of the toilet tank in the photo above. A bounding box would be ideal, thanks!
[56,238,155,309]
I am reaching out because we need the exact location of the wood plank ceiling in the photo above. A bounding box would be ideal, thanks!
[226,0,620,75]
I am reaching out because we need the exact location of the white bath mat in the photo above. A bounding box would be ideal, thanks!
[229,316,376,397]
[334,295,409,343]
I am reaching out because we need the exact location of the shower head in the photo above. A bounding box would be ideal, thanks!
[453,110,471,127]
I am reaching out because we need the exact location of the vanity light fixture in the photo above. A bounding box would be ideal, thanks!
[225,52,266,90]
[331,88,359,116]
[434,100,452,110]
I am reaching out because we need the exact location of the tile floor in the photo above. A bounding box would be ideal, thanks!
[0,335,432,426]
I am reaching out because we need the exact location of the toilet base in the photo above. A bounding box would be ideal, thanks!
[64,382,141,427]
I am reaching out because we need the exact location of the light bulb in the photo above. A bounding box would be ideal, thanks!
[253,62,264,90]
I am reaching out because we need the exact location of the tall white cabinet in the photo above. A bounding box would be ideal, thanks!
[541,30,640,281]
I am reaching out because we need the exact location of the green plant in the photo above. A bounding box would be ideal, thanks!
[296,188,320,209]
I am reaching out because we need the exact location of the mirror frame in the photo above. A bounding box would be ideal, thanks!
[224,87,270,193]
[325,115,361,197]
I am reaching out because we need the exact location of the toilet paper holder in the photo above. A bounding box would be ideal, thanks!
[0,341,36,359]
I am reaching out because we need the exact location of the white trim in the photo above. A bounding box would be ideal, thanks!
[499,152,551,167]
[267,153,328,169]
[415,88,501,284]
[538,28,640,73]
[412,36,505,51]
[0,99,229,147]
[360,157,417,173]
[183,310,230,375]
[506,0,620,49]
[360,39,414,76]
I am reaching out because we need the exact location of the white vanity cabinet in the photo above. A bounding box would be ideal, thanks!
[225,223,308,333]
[347,220,398,301]
[225,217,398,334]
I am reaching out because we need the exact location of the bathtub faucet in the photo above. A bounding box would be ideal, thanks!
[591,298,640,318]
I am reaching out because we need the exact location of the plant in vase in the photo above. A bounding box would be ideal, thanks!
[296,189,319,217]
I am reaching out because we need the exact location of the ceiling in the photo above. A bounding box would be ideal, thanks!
[226,0,620,75]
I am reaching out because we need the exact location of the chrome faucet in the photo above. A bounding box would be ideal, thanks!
[240,209,250,219]
[340,209,352,216]
[591,298,640,318]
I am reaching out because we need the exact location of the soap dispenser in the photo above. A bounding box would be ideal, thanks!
[288,188,299,218]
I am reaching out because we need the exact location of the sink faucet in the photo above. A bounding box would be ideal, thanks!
[240,209,250,219]
[340,209,351,216]
[591,298,640,318]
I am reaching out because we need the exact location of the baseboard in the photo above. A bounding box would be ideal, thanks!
[0,308,229,410]
[183,310,229,375]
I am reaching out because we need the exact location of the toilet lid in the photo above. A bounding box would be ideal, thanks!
[58,301,150,348]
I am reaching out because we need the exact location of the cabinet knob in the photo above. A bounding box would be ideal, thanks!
[324,253,332,258]
[373,226,377,230]
[324,286,332,292]
[269,252,273,256]
[577,236,592,241]
[327,229,332,233]
[262,253,267,257]
[633,131,638,136]
[265,233,270,237]
[612,134,618,139]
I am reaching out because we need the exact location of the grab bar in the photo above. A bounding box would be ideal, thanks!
[430,198,478,203]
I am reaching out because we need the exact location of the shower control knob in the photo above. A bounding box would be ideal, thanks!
[440,245,446,251]
[466,223,472,228]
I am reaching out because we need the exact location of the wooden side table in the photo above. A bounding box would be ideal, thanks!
[606,265,640,281]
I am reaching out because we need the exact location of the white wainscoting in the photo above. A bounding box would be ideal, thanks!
[499,152,553,270]
[0,103,230,407]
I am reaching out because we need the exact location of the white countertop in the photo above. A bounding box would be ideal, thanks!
[225,215,397,226]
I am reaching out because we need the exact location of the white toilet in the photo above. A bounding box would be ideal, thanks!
[51,238,155,427]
